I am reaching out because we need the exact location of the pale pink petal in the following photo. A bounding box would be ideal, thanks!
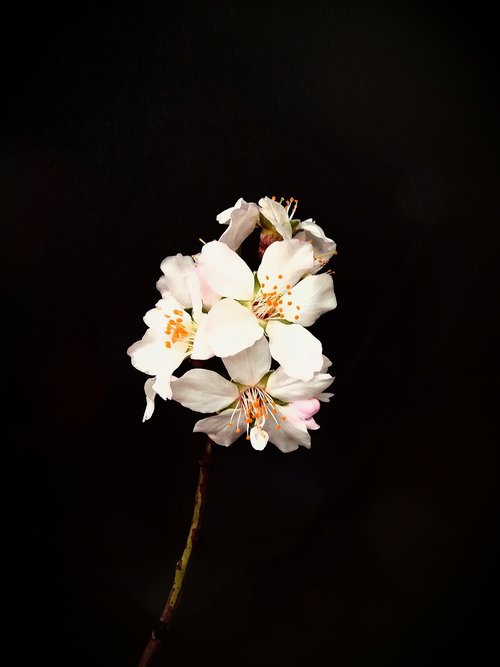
[196,260,221,310]
[193,409,244,446]
[257,239,315,294]
[199,241,255,300]
[171,369,239,413]
[203,298,264,358]
[222,336,271,387]
[266,321,323,381]
[280,274,336,326]
[258,197,293,240]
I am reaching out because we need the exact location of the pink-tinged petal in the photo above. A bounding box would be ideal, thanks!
[171,369,239,413]
[204,298,264,357]
[196,260,221,310]
[219,201,259,251]
[222,336,271,387]
[290,398,320,421]
[250,427,269,451]
[257,239,315,294]
[258,197,293,240]
[267,365,333,402]
[143,378,156,422]
[199,241,255,300]
[280,274,336,326]
[193,409,243,446]
[156,254,200,310]
[190,313,214,361]
[266,321,323,381]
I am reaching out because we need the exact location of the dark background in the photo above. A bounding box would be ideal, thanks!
[5,4,498,666]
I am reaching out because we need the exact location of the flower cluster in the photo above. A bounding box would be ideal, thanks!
[128,196,337,452]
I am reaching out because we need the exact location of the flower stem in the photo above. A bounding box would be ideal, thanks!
[138,438,213,667]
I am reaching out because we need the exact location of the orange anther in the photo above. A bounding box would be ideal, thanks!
[278,274,283,279]
[294,315,299,320]
[296,305,301,310]
[287,301,292,306]
[236,428,241,433]
[165,341,171,348]
[286,284,291,289]
[173,309,183,315]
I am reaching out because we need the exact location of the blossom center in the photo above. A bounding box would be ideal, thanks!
[252,274,302,322]
[163,309,196,350]
[225,385,287,441]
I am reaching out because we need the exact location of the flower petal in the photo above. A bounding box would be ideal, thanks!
[199,241,255,300]
[203,298,264,358]
[143,378,156,422]
[127,329,186,380]
[190,313,214,361]
[294,219,337,274]
[266,366,334,402]
[171,369,239,413]
[216,197,244,224]
[259,197,292,240]
[317,392,334,402]
[222,336,271,387]
[257,239,315,294]
[193,409,243,447]
[156,254,201,311]
[264,407,311,452]
[219,201,259,251]
[280,273,336,327]
[250,427,269,450]
[266,321,323,381]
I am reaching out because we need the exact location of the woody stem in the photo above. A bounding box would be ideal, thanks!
[137,437,213,667]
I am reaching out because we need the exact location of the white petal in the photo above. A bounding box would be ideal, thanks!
[250,427,269,451]
[266,321,322,381]
[317,392,334,402]
[193,409,243,447]
[156,254,200,310]
[219,201,259,251]
[257,239,315,294]
[264,408,310,453]
[153,370,182,401]
[190,313,214,361]
[294,220,337,274]
[203,298,264,357]
[258,197,292,240]
[266,366,334,402]
[199,241,255,300]
[143,378,157,422]
[222,336,271,387]
[171,369,239,413]
[196,261,221,310]
[127,329,186,379]
[216,197,244,224]
[143,296,189,333]
[280,274,337,326]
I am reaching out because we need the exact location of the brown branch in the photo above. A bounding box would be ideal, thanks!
[138,437,213,667]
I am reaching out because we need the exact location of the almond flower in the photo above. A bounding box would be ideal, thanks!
[217,196,337,272]
[196,238,337,381]
[171,338,334,452]
[127,254,212,414]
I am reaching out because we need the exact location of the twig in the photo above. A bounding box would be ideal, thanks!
[138,437,213,667]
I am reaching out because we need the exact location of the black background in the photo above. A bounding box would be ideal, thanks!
[5,4,499,666]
